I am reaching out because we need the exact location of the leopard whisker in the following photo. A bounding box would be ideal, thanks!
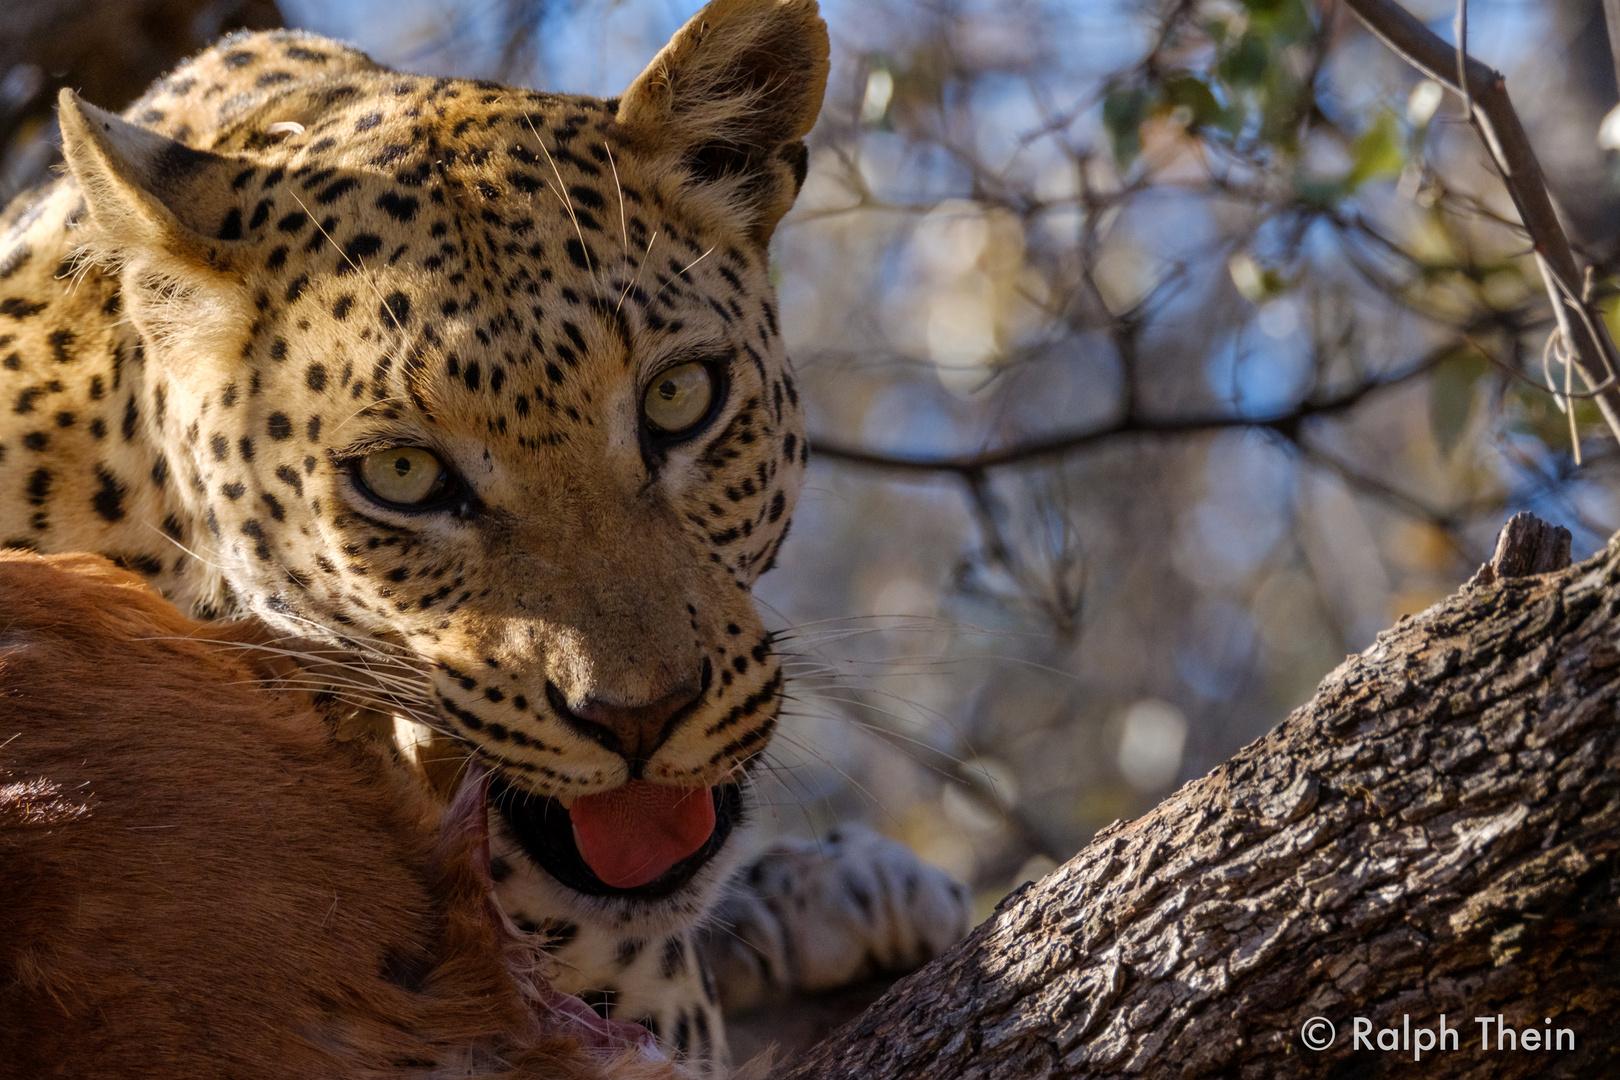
[328,393,415,438]
[141,517,227,574]
[780,643,1077,684]
[288,190,406,338]
[229,679,434,722]
[273,644,429,681]
[210,641,436,707]
[780,658,959,681]
[259,608,420,661]
[747,752,852,839]
[603,140,629,256]
[522,112,599,295]
[139,636,442,735]
[151,635,433,701]
[261,689,441,733]
[58,246,100,295]
[617,229,658,314]
[214,633,426,674]
[276,658,433,702]
[777,696,979,784]
[767,610,1040,647]
[761,726,894,822]
[247,670,419,701]
[237,663,433,705]
[784,685,954,738]
[647,244,717,311]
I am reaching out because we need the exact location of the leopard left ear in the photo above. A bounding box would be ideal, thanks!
[616,0,830,246]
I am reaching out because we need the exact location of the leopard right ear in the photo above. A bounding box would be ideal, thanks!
[57,90,252,354]
[57,89,247,271]
[616,0,830,247]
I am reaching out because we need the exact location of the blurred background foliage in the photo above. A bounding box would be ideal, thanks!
[9,0,1620,919]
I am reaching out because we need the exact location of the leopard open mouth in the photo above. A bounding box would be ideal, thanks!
[489,777,742,900]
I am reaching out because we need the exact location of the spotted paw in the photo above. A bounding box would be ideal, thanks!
[698,822,973,1009]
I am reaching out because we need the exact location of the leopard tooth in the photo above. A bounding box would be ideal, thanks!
[557,793,576,810]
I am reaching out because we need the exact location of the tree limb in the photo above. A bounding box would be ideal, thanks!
[775,514,1620,1078]
[809,361,1433,476]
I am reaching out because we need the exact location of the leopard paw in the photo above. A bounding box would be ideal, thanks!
[698,822,971,1009]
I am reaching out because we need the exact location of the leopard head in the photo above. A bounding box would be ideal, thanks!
[57,0,828,924]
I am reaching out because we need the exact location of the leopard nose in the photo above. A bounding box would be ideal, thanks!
[546,679,702,769]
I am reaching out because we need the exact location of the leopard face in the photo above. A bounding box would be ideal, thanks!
[0,0,827,931]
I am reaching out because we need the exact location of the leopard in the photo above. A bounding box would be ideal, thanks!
[0,0,970,1064]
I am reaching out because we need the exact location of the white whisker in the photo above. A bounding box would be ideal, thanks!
[617,230,658,313]
[141,518,226,574]
[647,244,716,310]
[522,113,598,293]
[603,140,629,255]
[288,191,406,338]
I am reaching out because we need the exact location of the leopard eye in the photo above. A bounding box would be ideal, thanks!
[643,361,714,435]
[356,446,452,506]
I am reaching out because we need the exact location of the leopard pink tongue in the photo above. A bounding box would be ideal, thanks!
[568,782,715,889]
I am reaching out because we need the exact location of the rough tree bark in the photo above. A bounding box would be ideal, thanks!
[774,515,1620,1079]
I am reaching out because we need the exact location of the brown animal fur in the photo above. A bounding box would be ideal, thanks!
[0,551,686,1080]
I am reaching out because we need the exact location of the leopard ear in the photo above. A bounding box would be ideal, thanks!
[57,90,251,355]
[57,89,246,269]
[616,0,829,246]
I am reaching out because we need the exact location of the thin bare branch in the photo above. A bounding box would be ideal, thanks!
[1343,0,1620,443]
[810,363,1434,475]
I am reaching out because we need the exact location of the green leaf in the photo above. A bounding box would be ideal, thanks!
[1293,175,1348,207]
[1243,0,1316,41]
[1228,252,1292,302]
[1103,87,1150,168]
[1346,110,1406,190]
[1215,103,1247,136]
[1162,73,1222,129]
[1600,291,1620,341]
[1219,33,1269,87]
[1505,385,1603,454]
[1430,346,1487,456]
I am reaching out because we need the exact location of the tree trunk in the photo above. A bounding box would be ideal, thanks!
[774,515,1620,1079]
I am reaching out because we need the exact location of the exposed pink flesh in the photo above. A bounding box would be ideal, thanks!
[447,763,667,1061]
[568,782,715,889]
